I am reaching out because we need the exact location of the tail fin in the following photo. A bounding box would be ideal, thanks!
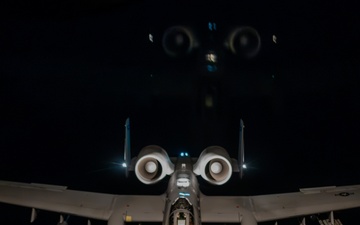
[124,118,131,177]
[238,119,246,179]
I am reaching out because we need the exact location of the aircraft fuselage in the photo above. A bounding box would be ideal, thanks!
[163,156,201,225]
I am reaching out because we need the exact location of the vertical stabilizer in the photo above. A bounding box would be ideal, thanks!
[124,118,131,177]
[238,119,245,179]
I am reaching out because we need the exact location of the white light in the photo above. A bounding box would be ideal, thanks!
[205,53,217,63]
[122,163,127,168]
[242,164,247,169]
[272,35,277,44]
[210,162,222,174]
[145,161,157,173]
[177,178,190,188]
[178,219,186,225]
[149,34,154,42]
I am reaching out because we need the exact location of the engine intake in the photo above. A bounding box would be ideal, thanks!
[193,146,232,185]
[226,26,261,59]
[135,145,174,184]
[162,26,198,57]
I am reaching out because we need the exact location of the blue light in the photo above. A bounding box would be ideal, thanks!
[208,22,213,31]
[208,22,217,31]
[207,65,217,72]
[122,163,127,168]
[179,192,190,197]
[180,152,189,157]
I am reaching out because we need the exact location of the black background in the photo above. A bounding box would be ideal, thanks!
[1,1,360,224]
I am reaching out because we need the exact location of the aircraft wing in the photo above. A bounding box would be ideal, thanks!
[201,184,360,223]
[0,180,164,223]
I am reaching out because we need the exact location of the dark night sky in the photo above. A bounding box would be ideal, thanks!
[1,1,360,224]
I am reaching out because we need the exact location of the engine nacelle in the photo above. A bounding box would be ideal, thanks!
[225,26,261,59]
[135,145,175,184]
[193,146,233,185]
[162,26,198,57]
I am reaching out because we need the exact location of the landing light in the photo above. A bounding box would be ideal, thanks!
[205,53,217,63]
[122,163,127,168]
[177,178,190,188]
[242,164,247,169]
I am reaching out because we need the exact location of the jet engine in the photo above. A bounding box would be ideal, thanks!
[162,26,198,57]
[135,145,175,184]
[226,26,261,59]
[193,146,233,185]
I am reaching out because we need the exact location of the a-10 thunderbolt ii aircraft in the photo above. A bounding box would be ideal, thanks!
[1,118,360,225]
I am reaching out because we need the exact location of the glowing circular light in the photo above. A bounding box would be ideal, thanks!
[145,161,157,173]
[210,162,222,174]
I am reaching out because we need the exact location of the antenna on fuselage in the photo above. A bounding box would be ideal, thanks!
[123,118,131,178]
[238,119,246,179]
